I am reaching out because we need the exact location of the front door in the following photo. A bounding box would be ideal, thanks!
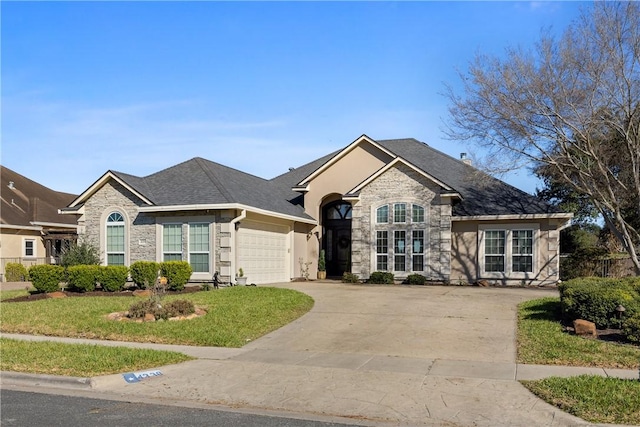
[322,201,352,277]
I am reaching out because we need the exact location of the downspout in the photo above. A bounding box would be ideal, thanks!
[229,209,246,283]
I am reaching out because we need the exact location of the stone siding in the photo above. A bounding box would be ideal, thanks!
[351,164,452,282]
[82,181,155,264]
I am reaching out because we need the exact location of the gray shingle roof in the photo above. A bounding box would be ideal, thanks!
[270,138,561,217]
[375,138,561,216]
[105,137,560,220]
[113,158,313,220]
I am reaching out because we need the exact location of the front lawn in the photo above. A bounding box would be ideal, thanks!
[522,375,640,425]
[517,297,640,369]
[0,286,314,347]
[0,338,193,377]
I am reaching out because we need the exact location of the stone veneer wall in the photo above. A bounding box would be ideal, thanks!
[82,181,156,263]
[351,164,452,282]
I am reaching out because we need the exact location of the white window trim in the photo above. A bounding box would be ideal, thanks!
[102,209,128,266]
[478,224,539,279]
[162,223,183,262]
[23,238,37,258]
[188,222,212,277]
[370,201,428,275]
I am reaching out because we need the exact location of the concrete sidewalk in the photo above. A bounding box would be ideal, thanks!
[2,283,639,426]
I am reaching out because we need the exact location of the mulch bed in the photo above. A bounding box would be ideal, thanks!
[3,286,203,303]
[564,324,635,346]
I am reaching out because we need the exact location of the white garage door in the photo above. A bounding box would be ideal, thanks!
[237,220,290,284]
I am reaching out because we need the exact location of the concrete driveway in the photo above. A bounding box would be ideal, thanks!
[6,281,596,426]
[243,282,539,363]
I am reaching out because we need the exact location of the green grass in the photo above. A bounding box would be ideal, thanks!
[517,297,640,369]
[522,375,640,425]
[1,286,314,347]
[0,338,193,377]
[0,289,31,301]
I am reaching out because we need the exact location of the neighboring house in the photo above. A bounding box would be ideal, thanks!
[63,135,571,286]
[0,166,79,280]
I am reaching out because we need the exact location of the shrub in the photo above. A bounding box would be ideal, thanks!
[559,247,608,280]
[5,263,28,282]
[342,272,359,283]
[160,261,192,291]
[128,299,167,320]
[164,299,195,317]
[559,277,640,329]
[129,261,159,289]
[66,265,100,292]
[622,313,640,343]
[60,239,100,267]
[28,264,64,293]
[406,274,426,285]
[97,265,129,292]
[368,271,394,284]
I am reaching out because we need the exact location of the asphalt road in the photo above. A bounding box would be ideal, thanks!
[0,389,359,427]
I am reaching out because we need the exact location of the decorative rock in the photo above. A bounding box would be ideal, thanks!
[46,291,67,299]
[144,313,156,322]
[477,280,490,287]
[133,290,152,297]
[573,319,597,338]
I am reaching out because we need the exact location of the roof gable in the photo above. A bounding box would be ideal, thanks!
[294,134,395,188]
[345,157,458,198]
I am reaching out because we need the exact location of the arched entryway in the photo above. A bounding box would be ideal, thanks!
[322,200,352,277]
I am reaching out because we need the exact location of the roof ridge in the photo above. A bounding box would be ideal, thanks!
[194,158,236,203]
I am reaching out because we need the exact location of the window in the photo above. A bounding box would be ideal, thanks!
[106,212,125,266]
[412,230,424,271]
[376,206,389,224]
[24,239,35,257]
[412,205,425,223]
[480,227,537,276]
[373,203,427,274]
[189,223,210,273]
[376,231,388,270]
[393,203,406,223]
[394,231,406,271]
[484,230,505,272]
[512,230,533,272]
[163,224,183,262]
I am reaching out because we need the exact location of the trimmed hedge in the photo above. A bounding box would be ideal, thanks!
[342,272,359,283]
[559,277,640,329]
[129,261,159,289]
[406,274,426,285]
[622,313,640,343]
[5,263,28,282]
[28,264,64,293]
[369,271,394,284]
[98,265,129,292]
[160,261,192,291]
[66,265,101,292]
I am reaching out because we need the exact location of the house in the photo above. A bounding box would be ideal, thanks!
[0,166,79,280]
[62,135,571,286]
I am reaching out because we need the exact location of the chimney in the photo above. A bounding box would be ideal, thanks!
[460,153,472,166]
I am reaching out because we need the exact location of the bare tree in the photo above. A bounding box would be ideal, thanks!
[444,2,640,274]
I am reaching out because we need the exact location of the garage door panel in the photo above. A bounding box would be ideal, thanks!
[237,221,289,284]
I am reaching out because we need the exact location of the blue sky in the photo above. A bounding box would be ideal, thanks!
[2,1,587,196]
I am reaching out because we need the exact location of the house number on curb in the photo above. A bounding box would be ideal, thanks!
[122,370,163,383]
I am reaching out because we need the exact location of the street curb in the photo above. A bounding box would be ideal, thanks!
[1,371,95,390]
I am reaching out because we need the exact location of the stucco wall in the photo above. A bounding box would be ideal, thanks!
[451,218,561,286]
[352,164,452,282]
